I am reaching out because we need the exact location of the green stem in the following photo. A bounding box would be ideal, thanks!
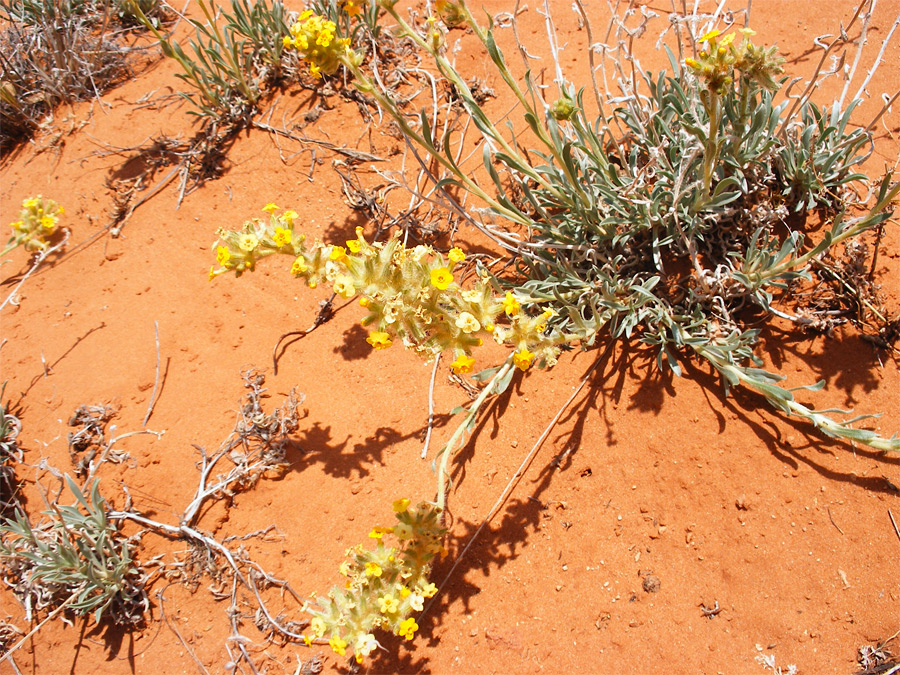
[694,343,900,452]
[382,5,581,209]
[435,358,514,514]
[348,65,533,227]
[698,90,720,206]
[127,1,217,106]
[453,0,590,207]
[762,178,899,283]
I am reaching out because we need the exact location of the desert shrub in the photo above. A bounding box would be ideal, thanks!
[209,0,899,664]
[217,4,899,452]
[0,0,137,151]
[0,476,148,625]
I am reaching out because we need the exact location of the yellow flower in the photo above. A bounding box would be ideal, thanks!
[534,311,553,333]
[333,275,356,298]
[513,348,534,371]
[699,28,721,42]
[448,247,465,263]
[40,215,56,230]
[366,331,393,350]
[720,32,735,48]
[378,594,399,613]
[685,57,700,69]
[398,617,418,641]
[238,233,259,252]
[392,498,410,512]
[346,239,361,253]
[410,244,432,262]
[316,28,334,47]
[399,586,411,598]
[339,561,351,576]
[430,267,453,290]
[329,635,347,656]
[355,633,377,660]
[451,354,475,374]
[311,617,327,637]
[303,634,312,646]
[329,245,347,261]
[273,227,292,247]
[365,562,383,577]
[501,291,520,316]
[455,312,480,333]
[262,203,279,213]
[282,210,299,224]
[420,582,438,598]
[282,35,292,48]
[342,0,362,17]
[309,63,322,79]
[216,246,231,265]
[368,526,392,539]
[291,256,307,275]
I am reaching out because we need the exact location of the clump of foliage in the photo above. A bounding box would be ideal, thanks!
[357,4,899,457]
[0,383,22,514]
[0,0,141,151]
[0,477,148,625]
[218,2,899,455]
[130,0,296,123]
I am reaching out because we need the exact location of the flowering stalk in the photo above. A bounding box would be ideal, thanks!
[281,4,578,224]
[3,196,65,256]
[434,357,513,514]
[210,206,564,371]
[304,498,446,665]
[684,28,783,208]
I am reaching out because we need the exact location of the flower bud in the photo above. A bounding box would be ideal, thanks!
[550,96,577,121]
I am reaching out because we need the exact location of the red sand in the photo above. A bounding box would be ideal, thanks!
[1,1,898,673]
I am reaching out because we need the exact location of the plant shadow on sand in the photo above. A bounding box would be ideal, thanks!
[286,416,453,481]
[360,328,898,672]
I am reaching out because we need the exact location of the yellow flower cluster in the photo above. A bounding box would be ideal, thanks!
[3,196,65,256]
[208,204,299,280]
[282,9,360,79]
[210,206,564,373]
[684,28,783,95]
[305,499,445,665]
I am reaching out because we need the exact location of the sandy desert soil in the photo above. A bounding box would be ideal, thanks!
[1,1,899,674]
